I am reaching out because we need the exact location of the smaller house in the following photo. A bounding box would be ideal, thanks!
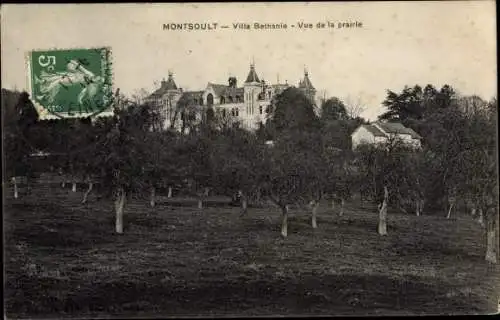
[351,121,422,150]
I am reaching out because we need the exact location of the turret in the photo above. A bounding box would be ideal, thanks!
[244,63,261,117]
[298,67,316,103]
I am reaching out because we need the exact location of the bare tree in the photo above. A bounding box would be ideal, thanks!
[130,88,150,105]
[344,94,367,119]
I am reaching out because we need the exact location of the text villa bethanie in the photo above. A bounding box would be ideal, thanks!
[162,21,363,31]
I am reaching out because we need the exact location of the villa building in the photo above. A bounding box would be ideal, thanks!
[146,64,316,131]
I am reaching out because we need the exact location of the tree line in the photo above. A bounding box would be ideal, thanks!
[2,84,498,263]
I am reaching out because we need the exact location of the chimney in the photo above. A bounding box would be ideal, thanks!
[228,76,237,88]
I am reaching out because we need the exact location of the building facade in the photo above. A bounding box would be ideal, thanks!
[147,64,316,131]
[351,121,422,150]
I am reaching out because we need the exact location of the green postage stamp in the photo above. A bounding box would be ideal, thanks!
[27,47,114,119]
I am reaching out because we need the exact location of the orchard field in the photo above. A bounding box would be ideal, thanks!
[3,83,499,317]
[4,183,499,318]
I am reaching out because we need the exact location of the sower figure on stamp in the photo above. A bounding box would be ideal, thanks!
[34,59,103,108]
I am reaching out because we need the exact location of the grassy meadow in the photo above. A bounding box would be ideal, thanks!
[4,183,499,317]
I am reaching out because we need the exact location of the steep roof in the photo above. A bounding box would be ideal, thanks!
[272,83,290,90]
[149,88,164,98]
[208,83,229,96]
[149,72,179,98]
[163,73,178,90]
[245,64,260,83]
[375,122,422,139]
[298,71,315,91]
[362,124,386,137]
[181,91,204,103]
[207,83,244,97]
[226,87,244,96]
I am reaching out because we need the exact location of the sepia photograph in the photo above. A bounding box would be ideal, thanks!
[1,1,498,317]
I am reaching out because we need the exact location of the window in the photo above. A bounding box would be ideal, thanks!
[231,108,235,116]
[228,96,233,103]
[222,109,226,117]
[220,96,225,104]
[207,93,214,106]
[235,108,239,117]
[259,105,263,114]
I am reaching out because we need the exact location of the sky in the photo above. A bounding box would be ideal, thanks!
[1,2,497,120]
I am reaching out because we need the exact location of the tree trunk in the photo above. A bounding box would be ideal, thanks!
[26,180,32,196]
[471,207,476,217]
[485,213,497,263]
[311,200,319,229]
[115,188,126,234]
[81,181,93,204]
[198,198,203,209]
[378,186,388,236]
[496,210,500,262]
[13,177,18,199]
[150,186,156,208]
[72,182,77,192]
[478,209,485,226]
[281,205,289,237]
[339,198,345,216]
[167,186,172,198]
[240,192,248,216]
[330,199,335,211]
[446,202,454,219]
[397,195,408,214]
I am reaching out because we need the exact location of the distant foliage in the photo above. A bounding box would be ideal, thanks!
[270,87,321,133]
[320,97,348,121]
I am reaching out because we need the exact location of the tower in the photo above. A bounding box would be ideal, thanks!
[162,70,183,129]
[298,67,316,104]
[244,63,261,122]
